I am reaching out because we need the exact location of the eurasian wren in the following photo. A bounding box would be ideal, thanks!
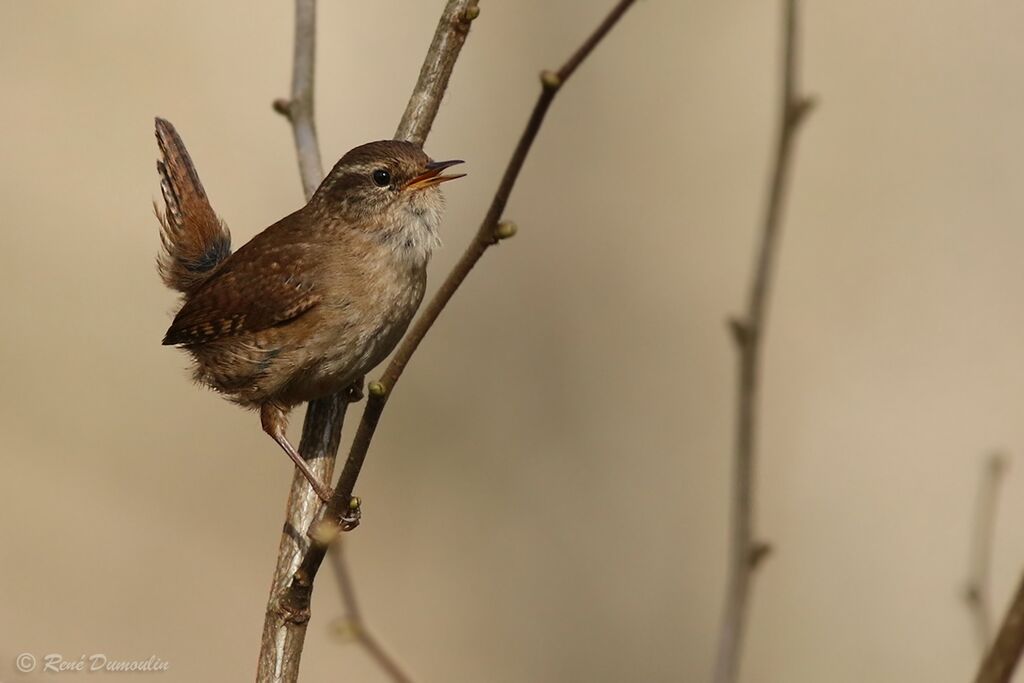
[154,118,464,502]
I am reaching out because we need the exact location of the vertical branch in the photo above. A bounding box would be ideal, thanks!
[259,2,344,681]
[258,1,480,681]
[965,453,1009,654]
[713,2,814,682]
[975,572,1024,683]
[259,397,348,682]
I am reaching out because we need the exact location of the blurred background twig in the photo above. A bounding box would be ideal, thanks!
[975,571,1024,683]
[328,541,413,683]
[713,1,814,681]
[964,452,1009,654]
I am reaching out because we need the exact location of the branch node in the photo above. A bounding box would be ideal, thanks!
[787,95,816,127]
[965,583,983,607]
[540,69,562,91]
[367,381,388,398]
[727,317,751,346]
[339,495,363,532]
[462,5,480,22]
[989,452,1010,478]
[273,97,294,118]
[495,220,518,241]
[281,603,312,626]
[748,541,773,569]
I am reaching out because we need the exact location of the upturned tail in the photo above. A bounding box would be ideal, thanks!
[153,117,231,293]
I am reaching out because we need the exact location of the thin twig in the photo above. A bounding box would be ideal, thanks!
[965,453,1010,654]
[329,542,413,683]
[712,2,814,682]
[257,1,479,680]
[280,0,639,647]
[975,571,1024,683]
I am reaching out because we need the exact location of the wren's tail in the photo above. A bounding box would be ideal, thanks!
[153,117,231,294]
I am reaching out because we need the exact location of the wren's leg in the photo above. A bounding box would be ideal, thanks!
[260,403,333,503]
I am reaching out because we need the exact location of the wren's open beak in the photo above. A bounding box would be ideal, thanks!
[404,159,465,191]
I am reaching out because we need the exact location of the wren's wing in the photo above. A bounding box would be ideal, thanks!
[162,222,322,346]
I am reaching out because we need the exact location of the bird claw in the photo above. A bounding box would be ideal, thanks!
[340,496,362,531]
[345,379,365,403]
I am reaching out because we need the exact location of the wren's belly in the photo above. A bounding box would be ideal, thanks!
[276,279,425,404]
[300,319,407,396]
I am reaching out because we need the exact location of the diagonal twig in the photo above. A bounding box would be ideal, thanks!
[328,541,413,683]
[257,1,479,681]
[965,452,1010,654]
[712,2,815,682]
[975,571,1024,683]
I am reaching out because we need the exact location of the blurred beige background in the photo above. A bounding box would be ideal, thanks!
[2,1,1023,681]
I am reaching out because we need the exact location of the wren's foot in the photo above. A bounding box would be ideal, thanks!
[345,377,365,403]
[260,403,334,503]
[340,496,362,531]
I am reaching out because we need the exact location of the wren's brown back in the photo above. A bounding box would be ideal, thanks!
[162,210,323,347]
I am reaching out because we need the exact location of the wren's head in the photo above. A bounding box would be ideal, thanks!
[312,140,464,262]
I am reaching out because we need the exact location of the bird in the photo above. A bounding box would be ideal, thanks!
[153,118,464,502]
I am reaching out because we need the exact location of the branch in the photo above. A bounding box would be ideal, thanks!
[279,0,639,650]
[965,453,1009,654]
[395,0,481,147]
[258,1,479,680]
[272,0,324,200]
[713,2,814,682]
[328,542,413,683]
[975,571,1024,683]
[258,396,350,681]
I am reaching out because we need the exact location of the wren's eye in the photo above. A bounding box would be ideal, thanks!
[371,168,392,187]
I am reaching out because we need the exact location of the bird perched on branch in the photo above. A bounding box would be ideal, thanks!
[153,118,464,502]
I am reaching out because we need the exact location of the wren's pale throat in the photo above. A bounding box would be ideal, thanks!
[154,119,464,501]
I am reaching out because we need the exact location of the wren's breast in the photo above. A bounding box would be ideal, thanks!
[287,259,427,403]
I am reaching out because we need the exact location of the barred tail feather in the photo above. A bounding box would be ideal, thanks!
[154,117,231,293]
